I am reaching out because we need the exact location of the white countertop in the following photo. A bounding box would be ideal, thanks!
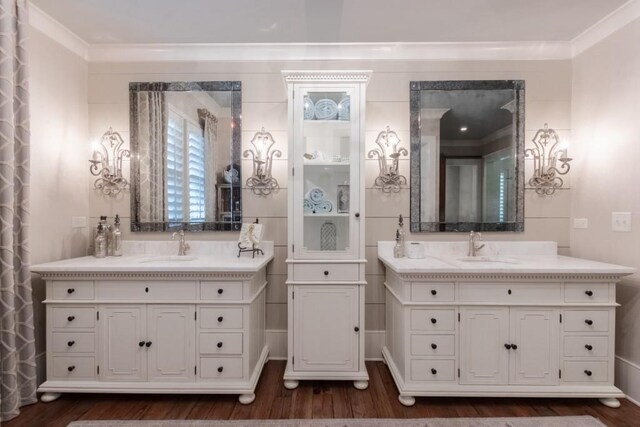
[378,241,635,276]
[32,241,274,273]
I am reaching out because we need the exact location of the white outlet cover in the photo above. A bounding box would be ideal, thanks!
[611,212,632,232]
[573,218,588,229]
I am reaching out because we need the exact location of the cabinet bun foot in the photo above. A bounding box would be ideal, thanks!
[398,395,415,407]
[238,393,255,404]
[284,380,299,390]
[599,398,621,408]
[353,380,369,390]
[40,392,61,403]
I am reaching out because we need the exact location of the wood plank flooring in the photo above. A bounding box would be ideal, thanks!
[6,361,639,427]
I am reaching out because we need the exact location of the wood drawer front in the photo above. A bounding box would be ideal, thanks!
[410,359,456,382]
[52,332,95,354]
[51,306,96,330]
[564,284,610,303]
[52,281,94,300]
[201,282,243,301]
[411,282,455,302]
[293,263,359,282]
[410,309,456,332]
[199,332,243,355]
[411,334,455,357]
[199,307,243,330]
[199,357,243,379]
[98,281,197,301]
[564,336,608,358]
[458,283,561,303]
[563,360,608,383]
[51,356,95,379]
[563,310,609,332]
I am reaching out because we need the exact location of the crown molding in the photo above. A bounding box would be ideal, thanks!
[28,3,88,60]
[572,0,640,57]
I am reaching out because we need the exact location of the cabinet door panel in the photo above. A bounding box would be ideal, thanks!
[147,305,195,382]
[293,285,358,372]
[100,306,146,381]
[460,307,509,385]
[509,308,559,385]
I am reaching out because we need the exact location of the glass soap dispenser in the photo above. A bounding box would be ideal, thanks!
[113,214,123,256]
[394,229,403,258]
[94,223,107,258]
[396,214,406,258]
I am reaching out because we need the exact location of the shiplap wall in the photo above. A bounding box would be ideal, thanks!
[88,59,572,358]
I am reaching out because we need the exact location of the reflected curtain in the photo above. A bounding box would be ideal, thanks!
[0,0,37,421]
[198,109,217,222]
[136,91,167,223]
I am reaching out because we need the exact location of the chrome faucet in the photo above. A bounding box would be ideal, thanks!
[468,231,485,257]
[171,230,190,256]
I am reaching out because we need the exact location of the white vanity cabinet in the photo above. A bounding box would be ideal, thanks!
[282,71,371,390]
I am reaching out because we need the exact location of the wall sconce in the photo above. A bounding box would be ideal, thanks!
[368,126,408,193]
[89,127,130,197]
[243,127,282,196]
[526,123,572,195]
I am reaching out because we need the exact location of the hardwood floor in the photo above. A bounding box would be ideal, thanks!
[6,361,640,426]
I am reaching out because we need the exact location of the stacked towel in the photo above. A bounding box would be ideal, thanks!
[304,187,333,213]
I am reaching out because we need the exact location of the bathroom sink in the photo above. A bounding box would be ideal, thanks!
[139,255,197,263]
[457,256,519,264]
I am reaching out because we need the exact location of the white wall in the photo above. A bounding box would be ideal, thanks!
[571,16,640,403]
[29,27,89,380]
[87,59,572,358]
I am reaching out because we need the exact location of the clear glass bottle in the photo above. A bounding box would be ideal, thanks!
[94,223,107,258]
[113,214,123,256]
[100,215,114,256]
[397,214,406,258]
[393,229,403,258]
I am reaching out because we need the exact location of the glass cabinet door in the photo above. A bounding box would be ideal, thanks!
[294,86,359,259]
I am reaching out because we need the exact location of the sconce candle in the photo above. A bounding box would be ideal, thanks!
[368,126,408,193]
[89,127,131,197]
[244,127,282,196]
[525,123,572,195]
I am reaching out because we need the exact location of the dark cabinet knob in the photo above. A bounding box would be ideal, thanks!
[145,341,152,347]
[217,316,224,322]
[430,318,437,324]
[354,326,360,332]
[67,288,75,294]
[217,342,223,348]
[508,289,512,295]
[67,340,75,347]
[324,271,329,276]
[217,288,224,294]
[67,315,75,322]
[355,212,360,218]
[145,287,149,293]
[431,290,437,295]
[431,343,437,350]
[139,341,145,347]
[585,344,593,351]
[585,290,593,296]
[67,365,75,372]
[431,368,437,375]
[511,344,518,350]
[584,370,593,377]
[585,319,593,325]
[504,343,512,350]
[217,366,224,373]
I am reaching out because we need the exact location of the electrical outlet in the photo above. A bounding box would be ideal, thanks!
[611,212,632,232]
[71,216,87,228]
[573,218,588,229]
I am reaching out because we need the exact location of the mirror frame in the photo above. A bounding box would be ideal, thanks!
[409,80,525,232]
[129,81,242,232]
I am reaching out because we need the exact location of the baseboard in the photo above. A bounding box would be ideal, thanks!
[615,355,640,407]
[266,329,386,361]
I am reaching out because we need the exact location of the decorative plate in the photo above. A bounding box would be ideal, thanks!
[224,165,240,184]
[338,97,350,120]
[303,96,315,120]
[314,99,338,120]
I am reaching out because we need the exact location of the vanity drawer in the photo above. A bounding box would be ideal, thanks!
[564,336,608,357]
[199,307,243,329]
[563,310,609,332]
[51,356,96,379]
[563,360,608,383]
[98,280,197,301]
[199,332,243,355]
[564,283,610,303]
[51,332,95,354]
[410,359,456,382]
[458,282,561,303]
[199,357,244,379]
[410,334,455,356]
[51,281,94,300]
[293,263,359,282]
[51,306,96,330]
[201,281,243,301]
[411,282,455,302]
[410,309,456,331]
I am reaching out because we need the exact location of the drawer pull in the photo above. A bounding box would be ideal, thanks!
[67,340,75,347]
[585,344,593,351]
[145,287,149,293]
[508,289,512,295]
[430,368,437,375]
[584,370,593,377]
[431,289,437,295]
[217,366,224,373]
[67,288,75,294]
[585,290,594,296]
[217,316,224,322]
[355,212,360,218]
[504,343,512,350]
[67,365,75,372]
[324,271,329,276]
[354,326,360,332]
[511,344,518,350]
[139,341,145,347]
[217,288,224,294]
[145,341,152,347]
[217,342,223,348]
[585,319,594,326]
[430,318,437,324]
[431,343,437,350]
[67,315,75,322]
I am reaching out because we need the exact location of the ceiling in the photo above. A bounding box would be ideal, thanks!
[31,0,628,45]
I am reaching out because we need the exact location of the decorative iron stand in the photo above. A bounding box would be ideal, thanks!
[237,219,265,258]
